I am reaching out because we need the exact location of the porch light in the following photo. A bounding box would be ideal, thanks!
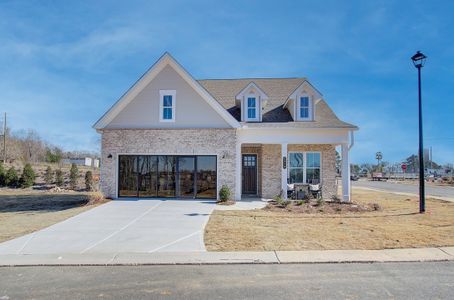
[107,154,113,159]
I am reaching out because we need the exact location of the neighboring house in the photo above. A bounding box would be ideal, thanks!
[93,53,357,201]
[62,157,100,168]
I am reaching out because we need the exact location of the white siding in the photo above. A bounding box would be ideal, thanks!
[106,65,231,129]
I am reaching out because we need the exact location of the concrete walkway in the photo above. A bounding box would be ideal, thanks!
[0,247,453,266]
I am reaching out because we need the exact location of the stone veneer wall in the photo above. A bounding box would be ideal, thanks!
[261,144,282,199]
[288,144,337,199]
[260,144,337,199]
[100,129,237,199]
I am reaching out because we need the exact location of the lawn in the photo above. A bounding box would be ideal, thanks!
[0,189,104,243]
[204,188,454,251]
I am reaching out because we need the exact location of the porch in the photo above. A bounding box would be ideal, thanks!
[235,127,354,201]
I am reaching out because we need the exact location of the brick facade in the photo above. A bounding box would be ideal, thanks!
[100,128,237,199]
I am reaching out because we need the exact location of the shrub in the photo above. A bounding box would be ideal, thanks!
[55,169,64,187]
[19,163,36,188]
[85,171,93,191]
[317,197,325,206]
[44,166,53,185]
[5,167,19,187]
[0,162,5,186]
[218,185,231,202]
[296,200,305,206]
[69,163,79,190]
[282,200,292,207]
[87,191,107,205]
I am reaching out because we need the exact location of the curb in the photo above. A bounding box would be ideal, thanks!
[0,247,453,267]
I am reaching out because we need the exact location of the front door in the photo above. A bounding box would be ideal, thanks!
[242,154,257,195]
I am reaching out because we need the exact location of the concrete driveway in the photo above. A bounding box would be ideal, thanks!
[0,199,217,255]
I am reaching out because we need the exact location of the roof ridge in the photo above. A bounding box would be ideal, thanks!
[197,77,306,81]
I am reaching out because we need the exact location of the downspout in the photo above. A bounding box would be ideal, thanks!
[348,130,354,150]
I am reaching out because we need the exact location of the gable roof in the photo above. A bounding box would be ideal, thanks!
[93,53,240,129]
[198,78,357,129]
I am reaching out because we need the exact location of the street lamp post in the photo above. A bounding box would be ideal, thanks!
[411,51,427,213]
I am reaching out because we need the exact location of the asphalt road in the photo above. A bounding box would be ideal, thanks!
[1,262,453,299]
[353,180,454,200]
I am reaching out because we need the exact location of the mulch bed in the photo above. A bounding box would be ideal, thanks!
[216,200,236,206]
[264,200,381,214]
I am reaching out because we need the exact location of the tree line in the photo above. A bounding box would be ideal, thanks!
[0,162,95,191]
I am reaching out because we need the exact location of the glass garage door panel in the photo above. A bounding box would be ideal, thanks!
[158,155,176,197]
[118,155,138,197]
[178,156,195,198]
[196,156,217,198]
[138,156,158,198]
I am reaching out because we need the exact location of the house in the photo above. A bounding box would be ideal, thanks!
[62,157,99,168]
[93,53,357,201]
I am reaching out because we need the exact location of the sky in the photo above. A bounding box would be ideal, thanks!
[0,0,453,164]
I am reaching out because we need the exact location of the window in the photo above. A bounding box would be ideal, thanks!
[288,152,321,184]
[159,90,176,122]
[247,97,257,120]
[299,96,310,119]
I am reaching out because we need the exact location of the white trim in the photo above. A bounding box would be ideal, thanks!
[93,52,240,129]
[159,90,176,122]
[114,152,220,200]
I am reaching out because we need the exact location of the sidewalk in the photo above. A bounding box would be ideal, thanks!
[1,247,453,266]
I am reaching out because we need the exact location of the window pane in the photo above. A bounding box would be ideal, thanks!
[307,153,320,168]
[247,97,256,107]
[163,107,172,119]
[300,97,309,107]
[248,108,256,119]
[289,169,304,184]
[196,156,217,198]
[158,156,176,197]
[289,153,304,168]
[118,155,138,197]
[306,168,320,184]
[300,107,309,118]
[163,95,172,107]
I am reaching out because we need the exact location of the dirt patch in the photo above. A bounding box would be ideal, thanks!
[0,189,107,243]
[264,200,380,214]
[216,200,236,206]
[205,188,454,251]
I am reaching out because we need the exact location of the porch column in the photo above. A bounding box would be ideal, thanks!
[281,143,288,199]
[235,142,242,201]
[341,143,351,202]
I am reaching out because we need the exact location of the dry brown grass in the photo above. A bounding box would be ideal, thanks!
[204,188,454,251]
[0,188,106,243]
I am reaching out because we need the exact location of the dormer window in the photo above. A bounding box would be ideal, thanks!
[247,97,258,120]
[235,82,268,122]
[299,96,310,119]
[159,90,176,122]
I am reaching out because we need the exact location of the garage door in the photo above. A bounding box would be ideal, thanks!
[118,155,217,199]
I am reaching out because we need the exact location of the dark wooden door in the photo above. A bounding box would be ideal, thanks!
[242,154,257,194]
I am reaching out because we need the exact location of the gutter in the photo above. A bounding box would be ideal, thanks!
[348,130,355,150]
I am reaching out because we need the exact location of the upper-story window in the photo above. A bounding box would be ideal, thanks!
[159,90,176,122]
[300,96,310,119]
[247,97,257,120]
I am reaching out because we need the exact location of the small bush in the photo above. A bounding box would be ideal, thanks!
[282,200,292,207]
[273,195,284,205]
[331,195,341,203]
[317,197,325,206]
[5,167,19,187]
[296,200,304,206]
[55,169,64,187]
[219,185,231,202]
[87,191,107,205]
[69,163,79,190]
[85,171,93,191]
[44,166,53,185]
[0,162,5,186]
[19,163,36,188]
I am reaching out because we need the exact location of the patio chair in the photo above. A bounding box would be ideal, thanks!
[287,183,296,199]
[309,184,322,200]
